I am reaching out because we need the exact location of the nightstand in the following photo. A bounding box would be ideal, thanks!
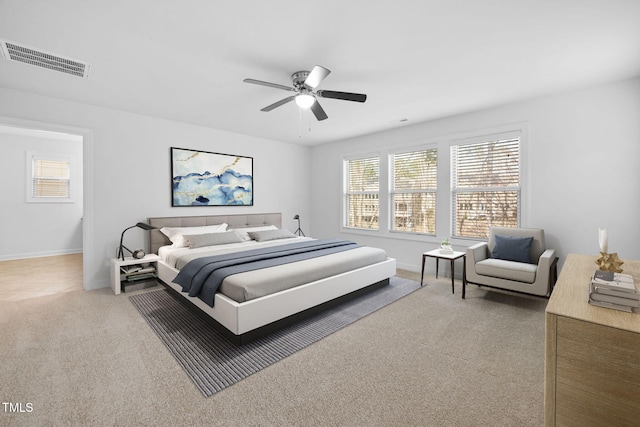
[110,254,161,295]
[421,249,466,294]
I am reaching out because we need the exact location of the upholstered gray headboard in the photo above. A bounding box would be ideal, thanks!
[147,213,282,254]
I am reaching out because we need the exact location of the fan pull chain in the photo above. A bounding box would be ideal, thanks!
[298,108,312,138]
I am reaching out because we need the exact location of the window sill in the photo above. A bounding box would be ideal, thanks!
[26,198,76,204]
[340,226,482,248]
[341,227,438,244]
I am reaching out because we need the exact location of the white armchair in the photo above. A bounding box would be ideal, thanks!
[464,227,558,298]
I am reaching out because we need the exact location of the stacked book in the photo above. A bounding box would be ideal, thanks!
[588,270,639,312]
[120,265,156,283]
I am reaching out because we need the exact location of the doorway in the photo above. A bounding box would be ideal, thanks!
[0,122,86,295]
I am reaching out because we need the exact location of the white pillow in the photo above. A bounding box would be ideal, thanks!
[160,223,228,247]
[248,229,296,242]
[229,225,277,241]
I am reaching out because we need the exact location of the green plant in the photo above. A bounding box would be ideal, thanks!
[441,237,451,246]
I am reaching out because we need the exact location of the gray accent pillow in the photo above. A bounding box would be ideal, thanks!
[491,234,533,263]
[248,229,296,242]
[183,231,244,249]
[230,225,277,241]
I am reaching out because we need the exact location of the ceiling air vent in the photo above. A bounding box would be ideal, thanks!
[0,39,90,79]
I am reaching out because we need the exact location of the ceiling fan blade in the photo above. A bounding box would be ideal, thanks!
[244,78,295,92]
[317,90,367,103]
[304,65,331,89]
[261,96,295,112]
[310,100,328,121]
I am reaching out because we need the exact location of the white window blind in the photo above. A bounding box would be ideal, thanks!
[451,137,520,238]
[344,156,380,230]
[390,148,437,234]
[31,156,71,199]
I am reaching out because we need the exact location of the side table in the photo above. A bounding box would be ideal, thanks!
[421,249,466,294]
[110,254,161,295]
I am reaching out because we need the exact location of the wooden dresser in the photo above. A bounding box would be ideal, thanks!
[544,253,640,426]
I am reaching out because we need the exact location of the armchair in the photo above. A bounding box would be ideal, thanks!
[464,227,558,299]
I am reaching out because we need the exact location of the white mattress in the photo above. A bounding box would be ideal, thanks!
[158,237,388,303]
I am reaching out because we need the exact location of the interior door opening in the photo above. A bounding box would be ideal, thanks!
[0,123,84,300]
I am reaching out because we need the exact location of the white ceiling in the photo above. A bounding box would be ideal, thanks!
[1,0,639,146]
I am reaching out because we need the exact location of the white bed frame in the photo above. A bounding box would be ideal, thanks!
[148,213,396,344]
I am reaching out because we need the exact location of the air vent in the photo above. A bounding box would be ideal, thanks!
[0,39,90,79]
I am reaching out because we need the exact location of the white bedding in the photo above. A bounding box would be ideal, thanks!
[158,236,388,303]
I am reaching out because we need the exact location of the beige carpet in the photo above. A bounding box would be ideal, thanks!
[130,277,419,397]
[0,271,546,426]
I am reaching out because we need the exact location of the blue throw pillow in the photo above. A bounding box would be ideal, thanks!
[491,234,533,263]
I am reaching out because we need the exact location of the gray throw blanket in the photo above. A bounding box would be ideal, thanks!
[173,239,359,306]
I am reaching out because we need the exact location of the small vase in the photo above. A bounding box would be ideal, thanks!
[440,244,453,254]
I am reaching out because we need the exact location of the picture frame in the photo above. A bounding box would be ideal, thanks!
[171,147,253,207]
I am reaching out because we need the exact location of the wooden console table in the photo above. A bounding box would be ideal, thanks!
[544,253,640,426]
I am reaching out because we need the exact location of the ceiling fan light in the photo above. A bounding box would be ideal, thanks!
[295,93,315,109]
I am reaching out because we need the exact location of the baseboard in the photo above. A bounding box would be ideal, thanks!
[396,261,420,273]
[0,248,83,262]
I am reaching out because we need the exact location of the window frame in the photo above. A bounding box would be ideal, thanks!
[449,130,523,240]
[342,153,381,231]
[26,151,77,203]
[388,145,438,236]
[338,124,527,245]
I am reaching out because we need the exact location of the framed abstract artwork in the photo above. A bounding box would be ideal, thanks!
[171,147,253,206]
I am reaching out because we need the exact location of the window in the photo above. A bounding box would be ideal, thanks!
[33,158,70,197]
[27,153,74,203]
[451,136,520,239]
[344,156,380,230]
[390,148,437,234]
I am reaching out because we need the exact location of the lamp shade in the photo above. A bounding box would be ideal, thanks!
[135,222,156,231]
[295,94,315,109]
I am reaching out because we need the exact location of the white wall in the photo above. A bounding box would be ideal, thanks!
[310,76,640,275]
[2,76,637,287]
[0,88,311,290]
[0,127,83,260]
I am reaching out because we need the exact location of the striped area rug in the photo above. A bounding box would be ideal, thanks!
[129,276,419,397]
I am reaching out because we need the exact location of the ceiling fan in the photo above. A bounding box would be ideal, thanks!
[243,65,367,121]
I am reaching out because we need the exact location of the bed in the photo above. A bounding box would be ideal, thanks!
[148,213,396,344]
